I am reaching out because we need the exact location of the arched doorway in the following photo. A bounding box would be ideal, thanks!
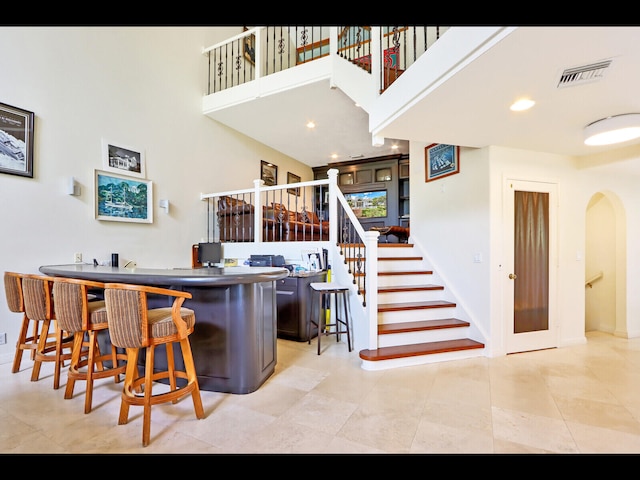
[585,191,627,336]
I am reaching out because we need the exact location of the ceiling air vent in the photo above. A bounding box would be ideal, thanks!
[557,59,612,88]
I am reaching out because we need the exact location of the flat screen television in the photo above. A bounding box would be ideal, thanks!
[344,190,387,218]
[198,242,222,267]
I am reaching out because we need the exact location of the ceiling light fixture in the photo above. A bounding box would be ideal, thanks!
[584,114,640,146]
[306,121,315,129]
[510,99,535,111]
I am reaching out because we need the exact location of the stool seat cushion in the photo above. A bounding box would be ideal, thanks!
[310,282,350,292]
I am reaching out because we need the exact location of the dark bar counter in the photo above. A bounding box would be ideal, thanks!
[39,264,289,394]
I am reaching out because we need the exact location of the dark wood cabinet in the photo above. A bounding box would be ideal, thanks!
[313,153,409,237]
[398,158,410,228]
[276,272,326,341]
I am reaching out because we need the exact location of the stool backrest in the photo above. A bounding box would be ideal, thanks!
[4,271,24,314]
[22,275,53,322]
[103,288,145,348]
[52,277,106,333]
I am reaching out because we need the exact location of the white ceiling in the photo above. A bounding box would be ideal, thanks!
[207,26,640,169]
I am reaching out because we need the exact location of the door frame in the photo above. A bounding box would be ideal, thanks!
[503,177,559,354]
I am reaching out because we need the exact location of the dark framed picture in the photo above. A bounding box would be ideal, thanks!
[287,172,301,196]
[261,160,277,186]
[94,169,153,223]
[0,102,34,178]
[102,138,146,178]
[243,27,255,65]
[425,143,460,182]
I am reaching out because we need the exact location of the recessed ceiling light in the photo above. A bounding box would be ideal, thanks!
[510,99,535,112]
[331,154,338,159]
[306,121,315,129]
[391,144,398,150]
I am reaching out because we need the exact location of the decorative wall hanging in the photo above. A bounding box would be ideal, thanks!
[261,160,277,186]
[287,172,301,196]
[94,169,153,223]
[102,139,146,178]
[425,143,460,182]
[0,102,34,178]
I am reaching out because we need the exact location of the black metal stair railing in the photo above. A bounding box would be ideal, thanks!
[335,191,367,307]
[205,26,448,95]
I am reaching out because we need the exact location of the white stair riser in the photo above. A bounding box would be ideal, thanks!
[378,249,418,259]
[378,327,471,347]
[378,307,457,323]
[360,348,484,371]
[377,290,444,303]
[377,275,433,287]
[378,261,425,273]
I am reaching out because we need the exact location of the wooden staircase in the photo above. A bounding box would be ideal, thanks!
[358,243,485,369]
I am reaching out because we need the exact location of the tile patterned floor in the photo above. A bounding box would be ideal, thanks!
[2,331,640,454]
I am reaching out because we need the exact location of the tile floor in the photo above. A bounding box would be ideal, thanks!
[2,331,640,454]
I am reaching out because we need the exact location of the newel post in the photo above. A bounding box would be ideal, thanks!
[253,178,264,243]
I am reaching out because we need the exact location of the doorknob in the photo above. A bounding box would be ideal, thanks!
[509,273,517,280]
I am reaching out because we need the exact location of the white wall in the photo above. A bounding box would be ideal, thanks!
[585,193,616,333]
[409,140,640,357]
[0,26,315,364]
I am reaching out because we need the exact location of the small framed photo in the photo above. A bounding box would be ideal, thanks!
[243,28,256,65]
[425,143,460,182]
[94,169,153,223]
[261,160,277,186]
[287,172,301,196]
[102,139,146,178]
[0,102,34,178]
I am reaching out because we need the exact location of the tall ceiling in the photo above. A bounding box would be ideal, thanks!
[208,26,640,169]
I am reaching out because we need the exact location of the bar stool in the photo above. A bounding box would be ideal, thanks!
[21,274,74,389]
[308,282,352,355]
[52,277,127,414]
[4,271,39,373]
[103,282,205,447]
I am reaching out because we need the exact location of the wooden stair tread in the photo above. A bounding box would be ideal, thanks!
[378,284,443,293]
[378,300,456,312]
[347,256,423,262]
[359,339,484,361]
[378,318,469,334]
[355,271,434,278]
[378,256,422,261]
[378,243,414,248]
[378,270,433,276]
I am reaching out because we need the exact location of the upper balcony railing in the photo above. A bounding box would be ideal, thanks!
[203,26,448,95]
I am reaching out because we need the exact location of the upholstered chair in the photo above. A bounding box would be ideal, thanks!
[20,274,74,389]
[52,277,127,414]
[4,271,41,373]
[103,282,205,447]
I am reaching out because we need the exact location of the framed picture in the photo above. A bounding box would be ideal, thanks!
[261,160,277,186]
[425,143,460,182]
[243,27,255,65]
[94,169,153,223]
[102,139,146,178]
[287,172,301,196]
[0,102,34,178]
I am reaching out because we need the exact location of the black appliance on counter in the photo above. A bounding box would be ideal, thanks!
[249,254,285,267]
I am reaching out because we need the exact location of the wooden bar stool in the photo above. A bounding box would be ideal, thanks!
[308,282,353,355]
[103,282,205,447]
[20,274,74,389]
[4,271,41,373]
[52,277,127,414]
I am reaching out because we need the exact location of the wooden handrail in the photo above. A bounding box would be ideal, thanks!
[585,271,603,288]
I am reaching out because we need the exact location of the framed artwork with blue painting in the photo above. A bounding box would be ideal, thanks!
[425,143,460,182]
[94,169,153,223]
